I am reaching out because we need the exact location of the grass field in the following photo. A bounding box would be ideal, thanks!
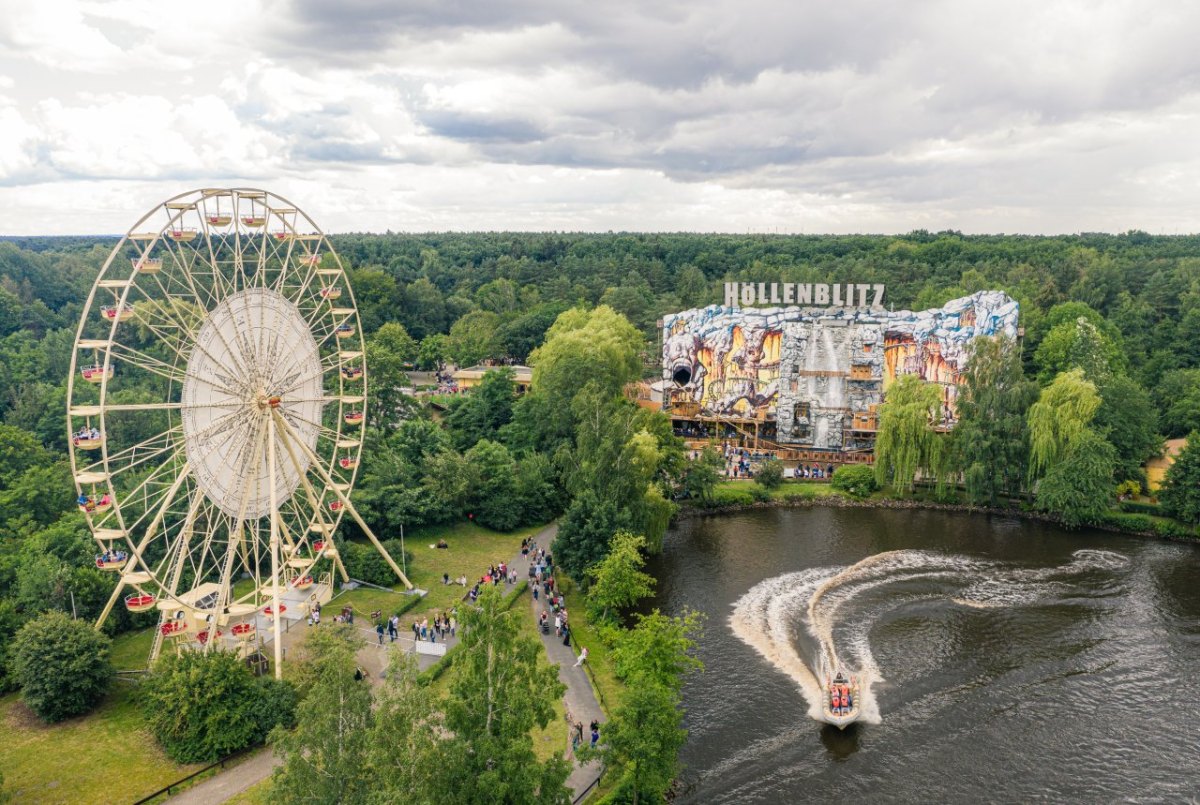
[0,685,198,805]
[227,778,272,805]
[331,521,549,630]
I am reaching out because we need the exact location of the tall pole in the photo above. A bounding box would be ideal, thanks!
[272,410,412,589]
[268,415,283,679]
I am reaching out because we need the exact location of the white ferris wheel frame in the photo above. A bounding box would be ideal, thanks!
[66,188,410,678]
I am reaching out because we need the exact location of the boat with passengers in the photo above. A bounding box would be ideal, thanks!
[823,669,860,728]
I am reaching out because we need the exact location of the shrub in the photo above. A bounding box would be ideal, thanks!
[1097,512,1153,533]
[342,540,413,587]
[9,611,113,723]
[754,459,784,490]
[142,649,297,763]
[1151,519,1197,539]
[748,484,772,503]
[1120,501,1161,516]
[706,486,755,507]
[783,488,817,502]
[831,465,878,499]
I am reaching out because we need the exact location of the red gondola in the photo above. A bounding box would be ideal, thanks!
[125,593,156,612]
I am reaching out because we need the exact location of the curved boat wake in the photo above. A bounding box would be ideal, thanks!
[729,549,1129,726]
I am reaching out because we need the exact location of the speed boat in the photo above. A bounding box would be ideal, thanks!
[822,670,860,728]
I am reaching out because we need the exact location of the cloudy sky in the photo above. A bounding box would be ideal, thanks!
[1,0,1199,235]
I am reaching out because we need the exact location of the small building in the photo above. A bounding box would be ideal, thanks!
[452,364,533,394]
[1146,437,1187,493]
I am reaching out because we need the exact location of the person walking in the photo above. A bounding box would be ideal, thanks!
[375,621,384,645]
[388,614,398,642]
[574,646,588,667]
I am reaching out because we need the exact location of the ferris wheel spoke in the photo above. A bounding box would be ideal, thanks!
[165,231,221,310]
[90,426,180,475]
[109,341,243,397]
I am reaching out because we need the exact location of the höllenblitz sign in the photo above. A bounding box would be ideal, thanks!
[725,281,885,309]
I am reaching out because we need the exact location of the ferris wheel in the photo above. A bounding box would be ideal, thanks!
[67,188,410,676]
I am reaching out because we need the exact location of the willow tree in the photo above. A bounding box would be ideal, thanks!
[1027,368,1101,484]
[874,375,945,493]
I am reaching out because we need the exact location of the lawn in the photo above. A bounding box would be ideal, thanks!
[712,479,838,501]
[227,778,273,805]
[0,685,198,805]
[331,521,549,631]
[110,626,155,671]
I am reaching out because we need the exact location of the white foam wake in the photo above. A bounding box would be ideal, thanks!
[729,549,1128,726]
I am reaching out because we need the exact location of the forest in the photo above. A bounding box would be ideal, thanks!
[3,228,1200,694]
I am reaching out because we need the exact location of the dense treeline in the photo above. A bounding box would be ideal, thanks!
[4,230,1200,694]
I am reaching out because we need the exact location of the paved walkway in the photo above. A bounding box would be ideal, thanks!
[168,522,604,803]
[166,747,278,805]
[524,524,606,796]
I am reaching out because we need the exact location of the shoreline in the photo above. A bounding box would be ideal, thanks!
[676,493,1200,544]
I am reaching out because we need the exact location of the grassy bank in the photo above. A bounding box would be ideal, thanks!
[691,480,1199,541]
[0,686,199,804]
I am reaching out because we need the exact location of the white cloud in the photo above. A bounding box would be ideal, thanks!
[2,0,1200,234]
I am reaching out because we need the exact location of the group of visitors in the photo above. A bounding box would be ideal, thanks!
[798,463,836,480]
[95,549,126,565]
[73,426,101,442]
[569,717,601,752]
[392,611,455,645]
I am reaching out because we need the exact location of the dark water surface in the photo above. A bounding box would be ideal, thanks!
[644,507,1200,803]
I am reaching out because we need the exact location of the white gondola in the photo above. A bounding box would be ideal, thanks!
[168,228,197,242]
[132,257,162,274]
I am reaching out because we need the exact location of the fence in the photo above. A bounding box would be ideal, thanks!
[131,749,251,804]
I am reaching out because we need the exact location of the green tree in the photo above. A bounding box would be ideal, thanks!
[9,611,113,723]
[365,322,417,428]
[1034,429,1117,527]
[873,375,944,492]
[509,306,643,452]
[445,367,515,451]
[951,335,1037,504]
[0,424,50,489]
[1093,375,1161,485]
[440,586,571,804]
[590,610,703,804]
[1154,369,1200,438]
[585,531,656,622]
[417,333,447,370]
[681,447,724,502]
[400,278,448,340]
[143,649,296,763]
[368,653,442,804]
[754,458,784,490]
[464,439,521,531]
[513,452,563,525]
[1028,369,1101,484]
[1159,433,1200,525]
[1031,302,1126,383]
[445,310,502,367]
[272,625,372,804]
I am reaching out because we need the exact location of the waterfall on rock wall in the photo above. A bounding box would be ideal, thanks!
[804,321,823,446]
